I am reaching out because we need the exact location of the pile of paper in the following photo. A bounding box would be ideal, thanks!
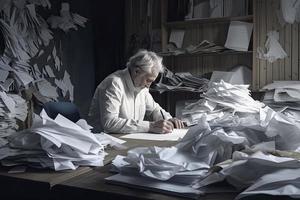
[261,81,300,126]
[109,81,300,199]
[179,80,264,126]
[158,39,226,56]
[47,3,88,32]
[185,40,226,54]
[0,1,88,109]
[203,80,264,113]
[262,81,300,106]
[152,67,209,93]
[0,91,28,147]
[0,109,124,171]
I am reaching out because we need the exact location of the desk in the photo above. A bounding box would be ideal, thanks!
[52,137,238,200]
[52,165,238,200]
[0,136,177,200]
[0,135,288,200]
[0,166,91,200]
[104,134,178,162]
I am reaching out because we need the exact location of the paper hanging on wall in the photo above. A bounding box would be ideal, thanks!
[225,21,253,52]
[169,29,185,49]
[257,31,287,63]
[280,0,300,24]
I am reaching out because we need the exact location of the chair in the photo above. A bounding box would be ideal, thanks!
[43,101,80,123]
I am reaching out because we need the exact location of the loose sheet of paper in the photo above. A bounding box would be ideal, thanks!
[225,21,253,51]
[121,129,188,141]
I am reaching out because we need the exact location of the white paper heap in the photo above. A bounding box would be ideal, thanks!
[109,81,300,198]
[0,91,28,146]
[47,2,88,32]
[0,109,124,170]
[203,80,264,113]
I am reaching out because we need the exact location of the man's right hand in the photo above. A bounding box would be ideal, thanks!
[149,120,174,134]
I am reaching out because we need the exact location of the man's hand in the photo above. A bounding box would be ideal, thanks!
[149,120,174,134]
[168,118,185,129]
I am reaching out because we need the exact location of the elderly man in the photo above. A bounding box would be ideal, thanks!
[88,49,184,134]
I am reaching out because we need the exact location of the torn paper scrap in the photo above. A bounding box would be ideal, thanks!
[257,31,287,63]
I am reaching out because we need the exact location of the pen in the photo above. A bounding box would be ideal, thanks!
[160,109,165,120]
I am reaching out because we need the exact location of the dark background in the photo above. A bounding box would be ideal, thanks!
[35,0,126,117]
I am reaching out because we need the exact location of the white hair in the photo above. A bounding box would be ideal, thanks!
[126,49,164,74]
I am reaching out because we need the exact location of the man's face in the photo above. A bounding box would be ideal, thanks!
[132,68,158,90]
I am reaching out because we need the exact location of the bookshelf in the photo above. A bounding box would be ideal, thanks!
[160,0,253,70]
[125,0,300,115]
[156,0,254,116]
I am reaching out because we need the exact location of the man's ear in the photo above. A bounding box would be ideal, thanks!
[135,67,141,75]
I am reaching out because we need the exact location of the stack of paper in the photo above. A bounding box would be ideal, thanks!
[261,81,300,123]
[203,80,264,113]
[0,109,124,170]
[47,2,88,32]
[179,99,227,126]
[0,91,28,147]
[185,40,226,54]
[262,81,300,104]
[109,100,300,198]
[178,80,264,126]
[152,67,209,93]
[109,79,300,198]
[158,39,226,56]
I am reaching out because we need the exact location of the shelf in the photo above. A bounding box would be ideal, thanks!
[158,50,253,57]
[164,15,253,28]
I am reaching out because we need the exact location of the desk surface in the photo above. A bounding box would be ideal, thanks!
[0,135,289,200]
[51,137,237,200]
[0,166,91,199]
[0,135,178,199]
[52,165,238,200]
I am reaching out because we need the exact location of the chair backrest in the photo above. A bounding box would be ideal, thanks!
[43,101,80,123]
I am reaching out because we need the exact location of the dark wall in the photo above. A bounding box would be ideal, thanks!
[59,0,96,118]
[35,0,125,117]
[91,0,125,87]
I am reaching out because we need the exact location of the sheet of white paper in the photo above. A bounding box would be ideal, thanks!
[63,70,74,101]
[44,65,55,77]
[281,0,300,24]
[169,29,185,49]
[105,173,202,199]
[225,21,253,51]
[102,133,126,144]
[0,69,9,82]
[121,129,188,141]
[209,71,235,86]
[14,70,34,86]
[0,91,15,113]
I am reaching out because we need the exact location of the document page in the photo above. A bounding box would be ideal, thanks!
[120,129,189,141]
